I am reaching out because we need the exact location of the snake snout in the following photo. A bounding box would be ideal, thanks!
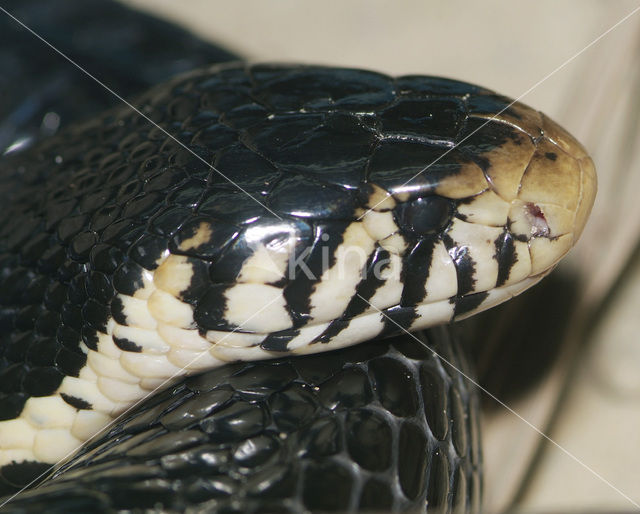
[506,114,597,275]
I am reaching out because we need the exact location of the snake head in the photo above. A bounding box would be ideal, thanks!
[357,98,596,324]
[148,66,598,349]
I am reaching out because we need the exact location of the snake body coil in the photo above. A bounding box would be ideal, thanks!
[4,329,482,512]
[0,37,595,510]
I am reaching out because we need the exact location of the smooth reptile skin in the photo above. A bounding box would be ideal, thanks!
[0,1,596,512]
[1,328,481,513]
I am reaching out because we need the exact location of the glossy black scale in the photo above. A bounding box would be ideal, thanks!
[1,328,481,514]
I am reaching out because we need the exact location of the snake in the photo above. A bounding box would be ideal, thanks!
[0,1,596,512]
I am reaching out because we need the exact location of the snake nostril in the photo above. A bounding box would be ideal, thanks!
[524,202,550,237]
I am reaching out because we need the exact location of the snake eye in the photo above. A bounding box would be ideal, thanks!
[393,195,453,236]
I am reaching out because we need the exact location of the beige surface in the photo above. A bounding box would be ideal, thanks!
[119,2,640,511]
[122,1,619,126]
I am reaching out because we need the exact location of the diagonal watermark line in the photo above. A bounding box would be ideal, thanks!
[0,292,285,508]
[359,3,640,219]
[356,294,640,509]
[1,1,638,510]
[0,6,283,221]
